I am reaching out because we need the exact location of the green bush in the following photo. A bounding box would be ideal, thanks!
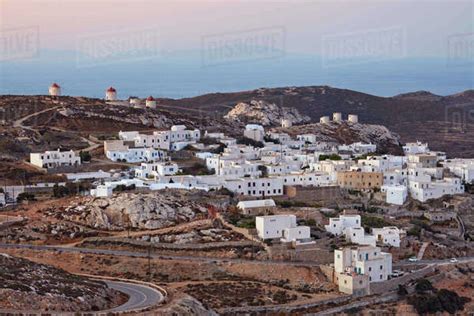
[276,200,311,208]
[236,217,256,229]
[263,135,280,144]
[408,294,442,314]
[361,215,390,233]
[236,136,264,148]
[306,218,317,226]
[407,287,469,314]
[319,154,342,161]
[53,184,70,198]
[437,289,470,314]
[79,151,91,162]
[397,284,408,296]
[415,279,434,293]
[113,184,136,192]
[17,192,36,203]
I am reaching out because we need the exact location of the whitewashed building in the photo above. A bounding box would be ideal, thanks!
[265,162,302,176]
[403,141,429,155]
[408,177,464,202]
[281,172,333,187]
[90,185,113,198]
[223,177,284,197]
[311,160,354,182]
[297,134,317,144]
[372,227,404,247]
[135,162,178,179]
[338,142,377,156]
[357,155,406,173]
[344,227,376,247]
[325,214,361,236]
[118,125,200,151]
[381,185,408,205]
[267,132,292,144]
[441,159,474,183]
[256,214,311,243]
[237,199,276,215]
[244,124,265,142]
[382,169,407,186]
[0,193,5,207]
[104,140,165,163]
[30,149,81,169]
[334,245,392,290]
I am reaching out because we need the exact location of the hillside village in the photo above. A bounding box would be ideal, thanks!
[0,85,473,314]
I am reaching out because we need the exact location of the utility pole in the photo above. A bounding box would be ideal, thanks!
[147,244,152,282]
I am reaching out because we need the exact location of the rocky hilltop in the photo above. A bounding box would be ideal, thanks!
[60,190,230,230]
[0,253,124,312]
[163,86,474,157]
[2,86,474,157]
[224,100,310,126]
[59,105,171,129]
[276,121,402,154]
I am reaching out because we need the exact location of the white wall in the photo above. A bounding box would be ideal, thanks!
[256,215,296,239]
[30,150,81,169]
[325,215,361,235]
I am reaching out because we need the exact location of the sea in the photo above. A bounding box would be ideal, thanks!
[0,50,472,99]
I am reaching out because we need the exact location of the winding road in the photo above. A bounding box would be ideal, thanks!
[0,279,164,314]
[1,242,473,314]
[1,242,474,269]
[102,280,164,313]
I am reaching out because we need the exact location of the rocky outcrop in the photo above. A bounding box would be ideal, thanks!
[224,100,310,126]
[277,121,402,154]
[0,253,124,312]
[60,190,229,231]
[157,294,218,316]
[59,105,171,128]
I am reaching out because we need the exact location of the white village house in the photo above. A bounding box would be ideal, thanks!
[325,214,362,236]
[135,162,178,179]
[381,185,408,205]
[104,140,165,163]
[244,124,265,142]
[255,214,311,243]
[326,214,403,248]
[30,149,81,169]
[236,199,276,215]
[372,227,404,248]
[334,245,392,295]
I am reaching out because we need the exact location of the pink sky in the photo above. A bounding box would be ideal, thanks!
[1,0,472,56]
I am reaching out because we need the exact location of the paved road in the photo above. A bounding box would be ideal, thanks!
[102,281,164,313]
[394,256,474,268]
[2,242,473,269]
[0,280,164,314]
[0,242,320,267]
